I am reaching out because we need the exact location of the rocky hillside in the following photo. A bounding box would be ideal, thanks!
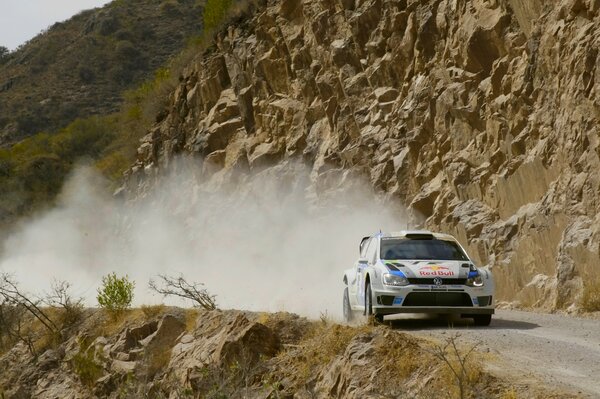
[0,308,569,398]
[0,0,203,145]
[125,0,600,311]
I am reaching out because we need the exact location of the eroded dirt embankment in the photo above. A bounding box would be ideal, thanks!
[0,307,577,398]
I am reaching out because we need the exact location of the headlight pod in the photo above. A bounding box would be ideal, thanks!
[466,274,484,287]
[383,273,409,286]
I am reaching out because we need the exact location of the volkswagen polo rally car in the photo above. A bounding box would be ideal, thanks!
[342,231,495,326]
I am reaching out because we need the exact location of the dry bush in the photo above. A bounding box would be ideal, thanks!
[425,333,482,399]
[149,274,217,310]
[141,304,167,320]
[0,302,35,355]
[273,319,372,384]
[580,279,600,312]
[0,274,63,355]
[44,280,84,328]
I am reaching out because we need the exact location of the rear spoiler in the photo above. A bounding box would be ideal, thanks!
[404,233,434,240]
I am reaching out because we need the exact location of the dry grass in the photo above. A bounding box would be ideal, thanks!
[90,308,146,339]
[146,347,174,378]
[256,312,271,325]
[580,279,600,312]
[185,308,199,332]
[501,389,519,399]
[375,332,423,380]
[272,318,373,384]
[141,304,167,320]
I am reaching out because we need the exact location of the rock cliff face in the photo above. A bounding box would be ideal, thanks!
[127,0,600,310]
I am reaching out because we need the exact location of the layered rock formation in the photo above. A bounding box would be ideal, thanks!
[126,0,600,310]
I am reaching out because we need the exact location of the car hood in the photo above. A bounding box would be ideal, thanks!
[382,260,471,279]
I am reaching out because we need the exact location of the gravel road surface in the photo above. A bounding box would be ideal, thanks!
[387,310,600,397]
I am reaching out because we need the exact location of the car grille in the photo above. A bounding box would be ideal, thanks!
[403,292,473,307]
[407,278,467,285]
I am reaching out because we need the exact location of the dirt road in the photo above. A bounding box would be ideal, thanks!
[388,310,600,397]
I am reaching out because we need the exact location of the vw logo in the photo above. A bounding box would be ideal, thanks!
[433,277,443,286]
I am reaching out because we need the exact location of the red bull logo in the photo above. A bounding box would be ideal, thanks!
[419,265,455,276]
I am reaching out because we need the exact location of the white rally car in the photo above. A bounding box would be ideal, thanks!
[342,231,495,326]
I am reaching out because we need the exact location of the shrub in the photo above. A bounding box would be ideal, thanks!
[97,273,135,318]
[0,46,9,64]
[71,339,103,387]
[149,274,217,310]
[44,280,84,328]
[203,0,234,32]
[580,279,600,312]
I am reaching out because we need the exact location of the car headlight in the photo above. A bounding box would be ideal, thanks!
[466,274,484,287]
[383,273,409,286]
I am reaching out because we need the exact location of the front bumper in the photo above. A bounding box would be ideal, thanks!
[371,284,494,315]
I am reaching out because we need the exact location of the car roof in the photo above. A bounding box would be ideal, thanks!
[378,230,458,241]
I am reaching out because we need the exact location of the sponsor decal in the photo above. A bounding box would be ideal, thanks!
[418,265,455,277]
[393,296,403,305]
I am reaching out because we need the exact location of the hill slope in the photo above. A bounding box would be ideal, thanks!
[125,0,600,311]
[0,0,203,146]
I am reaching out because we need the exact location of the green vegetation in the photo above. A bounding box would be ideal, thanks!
[0,46,9,64]
[0,0,248,231]
[204,0,234,32]
[97,273,135,318]
[70,338,104,387]
[0,0,203,141]
[0,116,117,219]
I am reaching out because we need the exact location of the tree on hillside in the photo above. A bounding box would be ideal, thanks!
[0,46,9,63]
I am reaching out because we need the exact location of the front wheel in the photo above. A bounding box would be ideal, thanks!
[365,282,373,316]
[343,287,353,322]
[364,282,383,324]
[473,314,492,326]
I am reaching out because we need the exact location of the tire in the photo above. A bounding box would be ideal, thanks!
[365,282,384,324]
[473,314,492,326]
[343,287,353,322]
[365,281,373,316]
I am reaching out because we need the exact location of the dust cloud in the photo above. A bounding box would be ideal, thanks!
[0,160,406,319]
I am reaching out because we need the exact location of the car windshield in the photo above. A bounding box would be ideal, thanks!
[380,238,469,261]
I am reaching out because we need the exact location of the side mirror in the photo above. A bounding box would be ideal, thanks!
[359,236,370,255]
[358,258,368,265]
